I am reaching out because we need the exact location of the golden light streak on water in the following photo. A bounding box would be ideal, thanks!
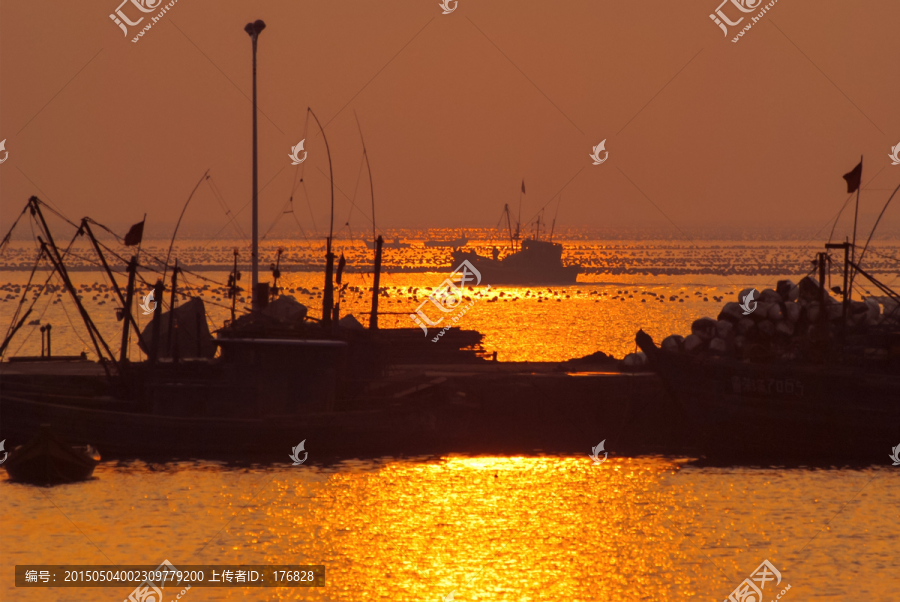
[1,458,897,601]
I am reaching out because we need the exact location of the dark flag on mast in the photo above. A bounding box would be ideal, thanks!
[521,180,526,194]
[843,161,862,193]
[123,220,145,246]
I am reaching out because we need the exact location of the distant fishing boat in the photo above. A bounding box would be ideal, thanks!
[364,238,409,250]
[3,425,99,484]
[424,236,467,248]
[451,203,579,285]
[452,239,580,285]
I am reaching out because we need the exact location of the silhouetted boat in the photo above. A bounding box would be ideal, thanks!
[636,329,900,462]
[424,236,467,248]
[452,238,580,285]
[3,425,98,484]
[635,235,900,462]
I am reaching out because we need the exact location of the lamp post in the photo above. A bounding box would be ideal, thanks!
[244,19,266,310]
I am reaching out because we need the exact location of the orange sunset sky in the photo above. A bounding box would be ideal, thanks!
[1,0,898,237]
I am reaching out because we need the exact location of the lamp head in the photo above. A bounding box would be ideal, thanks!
[244,20,266,39]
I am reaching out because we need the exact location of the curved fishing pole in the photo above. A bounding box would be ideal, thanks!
[354,110,377,244]
[856,180,900,272]
[307,108,334,240]
[162,169,210,284]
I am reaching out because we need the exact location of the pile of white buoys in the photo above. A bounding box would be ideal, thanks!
[650,277,893,362]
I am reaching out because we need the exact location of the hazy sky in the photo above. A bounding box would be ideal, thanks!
[1,0,898,239]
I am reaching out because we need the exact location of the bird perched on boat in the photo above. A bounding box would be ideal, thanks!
[890,444,900,466]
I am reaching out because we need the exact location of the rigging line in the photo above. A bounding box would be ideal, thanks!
[344,151,367,228]
[11,271,91,360]
[289,200,315,252]
[89,240,212,289]
[856,181,900,273]
[32,198,80,231]
[354,110,379,241]
[301,181,320,236]
[827,193,855,244]
[9,288,56,359]
[0,203,31,255]
[2,247,46,350]
[827,166,887,244]
[207,176,247,239]
[307,107,335,240]
[200,166,288,250]
[84,217,127,244]
[5,224,83,354]
[299,110,310,184]
[859,246,900,264]
[314,165,376,231]
[284,113,312,242]
[163,169,210,284]
[206,176,233,218]
[261,196,294,240]
[522,167,586,228]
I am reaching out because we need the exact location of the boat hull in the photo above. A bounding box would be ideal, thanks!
[3,426,98,484]
[637,333,900,462]
[451,253,580,285]
[0,394,449,458]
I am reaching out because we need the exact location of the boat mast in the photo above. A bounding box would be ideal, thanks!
[244,19,266,310]
[307,107,335,327]
[516,181,523,251]
[503,204,514,251]
[355,111,383,330]
[848,155,862,305]
[550,194,561,242]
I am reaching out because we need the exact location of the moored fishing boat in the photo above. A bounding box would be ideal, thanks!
[3,425,99,484]
[636,246,899,459]
[635,168,900,462]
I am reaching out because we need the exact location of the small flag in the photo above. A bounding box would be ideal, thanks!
[123,221,144,246]
[842,161,862,193]
[521,180,526,194]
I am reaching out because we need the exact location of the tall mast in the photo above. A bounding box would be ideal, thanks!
[245,19,266,310]
[307,107,335,326]
[354,111,376,245]
[848,155,862,302]
[354,112,383,330]
[503,204,514,250]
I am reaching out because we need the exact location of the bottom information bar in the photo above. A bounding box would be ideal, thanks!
[16,565,324,587]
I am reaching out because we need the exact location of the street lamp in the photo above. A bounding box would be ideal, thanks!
[245,19,266,310]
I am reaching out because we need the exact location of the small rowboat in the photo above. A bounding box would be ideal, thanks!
[3,425,99,485]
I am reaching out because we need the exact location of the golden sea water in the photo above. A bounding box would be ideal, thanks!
[1,459,897,601]
[2,238,899,601]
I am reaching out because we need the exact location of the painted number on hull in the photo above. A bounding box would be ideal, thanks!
[731,376,804,397]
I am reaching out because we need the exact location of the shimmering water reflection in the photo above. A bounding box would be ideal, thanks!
[1,457,897,601]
